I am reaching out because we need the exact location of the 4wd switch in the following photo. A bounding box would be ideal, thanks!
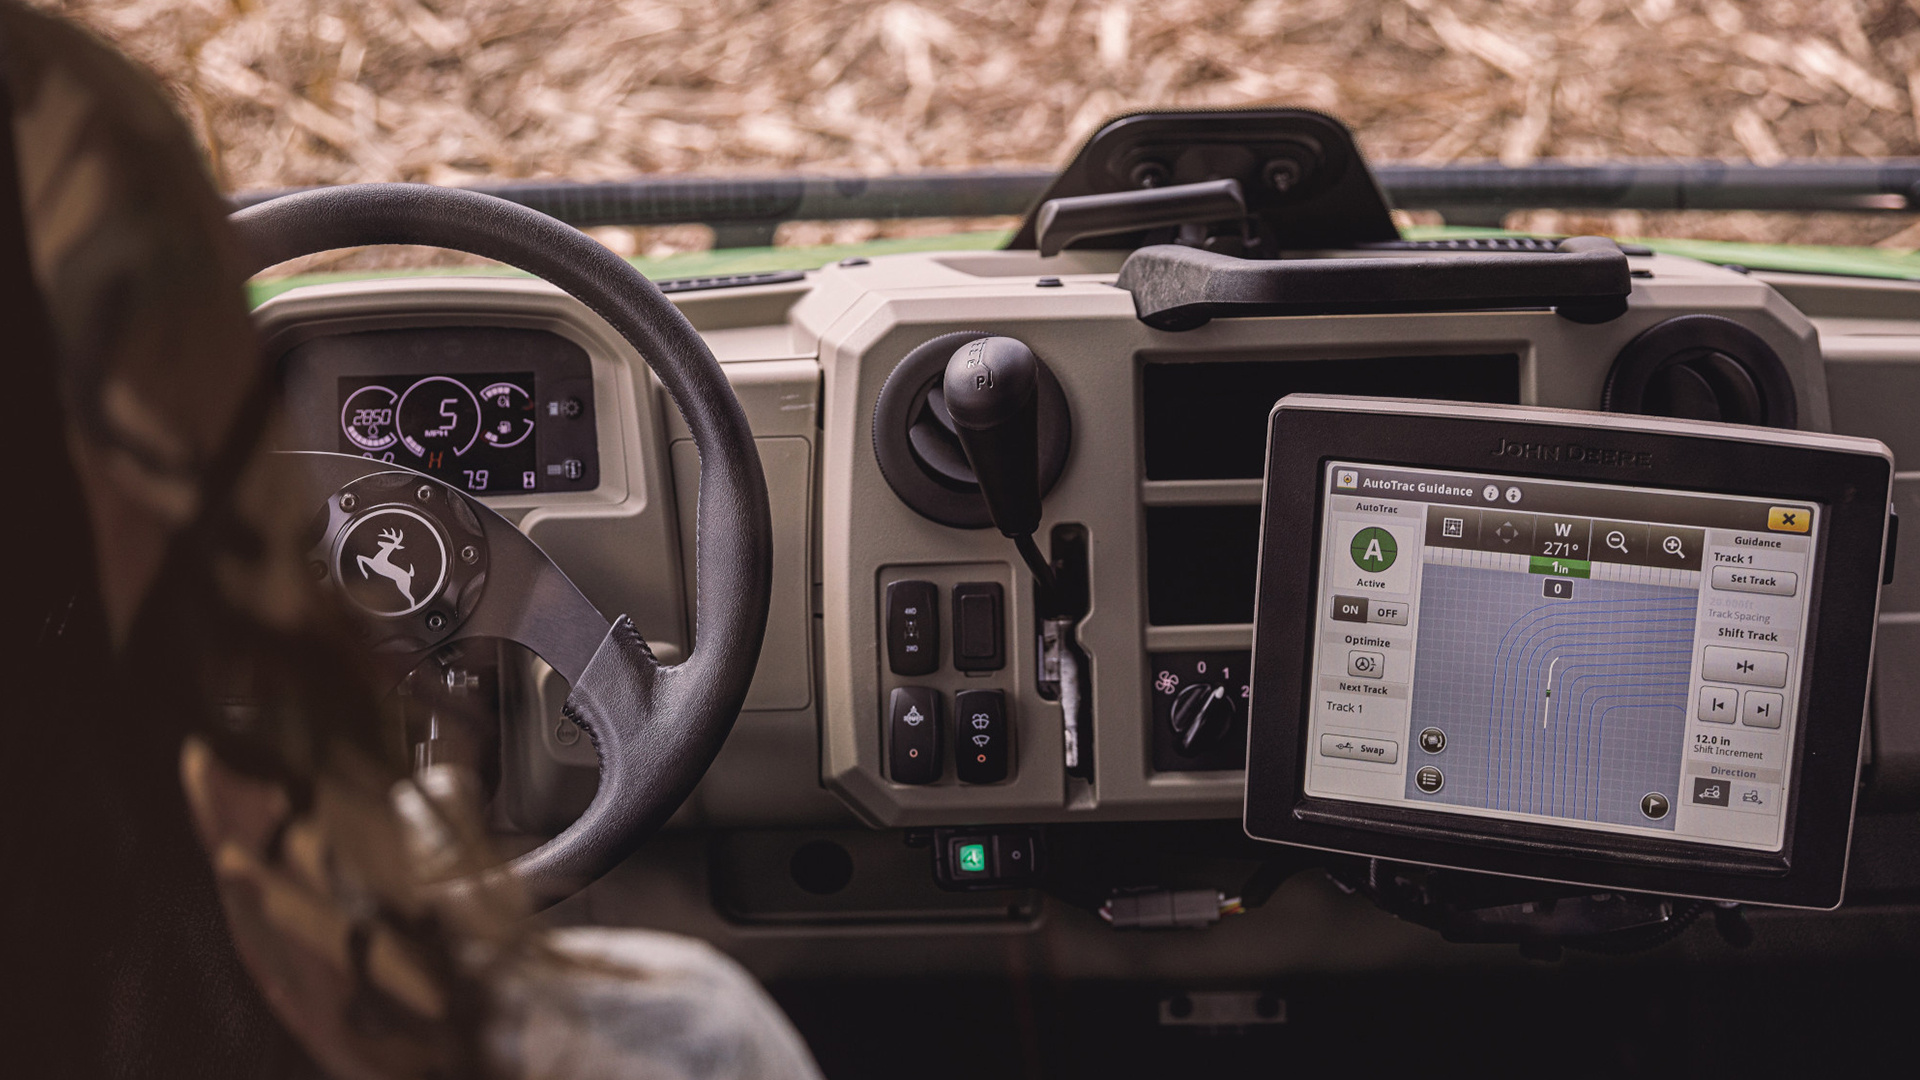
[888,687,942,785]
[952,582,1005,671]
[885,579,939,675]
[954,689,1010,784]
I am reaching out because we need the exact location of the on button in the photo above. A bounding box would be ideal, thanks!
[1331,595,1369,623]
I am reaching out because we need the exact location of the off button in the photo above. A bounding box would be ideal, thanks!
[1369,601,1409,626]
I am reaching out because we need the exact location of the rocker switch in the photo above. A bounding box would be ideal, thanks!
[888,687,942,785]
[953,582,1005,672]
[885,580,939,676]
[954,689,1009,784]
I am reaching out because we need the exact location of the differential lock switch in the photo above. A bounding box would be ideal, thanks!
[888,687,942,785]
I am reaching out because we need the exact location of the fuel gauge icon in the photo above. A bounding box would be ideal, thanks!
[480,381,535,449]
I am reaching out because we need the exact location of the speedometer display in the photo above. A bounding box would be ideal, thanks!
[338,372,538,494]
[396,375,482,459]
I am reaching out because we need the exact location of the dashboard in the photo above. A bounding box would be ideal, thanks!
[258,241,1920,966]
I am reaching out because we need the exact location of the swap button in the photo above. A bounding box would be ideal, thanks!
[1319,734,1399,765]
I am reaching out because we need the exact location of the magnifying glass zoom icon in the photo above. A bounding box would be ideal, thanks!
[1663,535,1684,558]
[1606,530,1628,553]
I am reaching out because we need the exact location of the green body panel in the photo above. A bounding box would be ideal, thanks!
[246,220,1920,308]
[246,229,1013,306]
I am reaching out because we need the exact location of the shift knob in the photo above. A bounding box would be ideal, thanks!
[945,336,1043,538]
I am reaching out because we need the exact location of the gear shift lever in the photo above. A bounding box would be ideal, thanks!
[944,336,1057,594]
[944,335,1090,777]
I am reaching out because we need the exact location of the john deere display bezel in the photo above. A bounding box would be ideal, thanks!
[1244,395,1894,909]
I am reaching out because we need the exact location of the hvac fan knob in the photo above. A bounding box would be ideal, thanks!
[1170,682,1238,755]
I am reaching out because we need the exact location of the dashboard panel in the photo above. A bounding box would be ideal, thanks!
[253,247,1920,845]
[236,240,1920,982]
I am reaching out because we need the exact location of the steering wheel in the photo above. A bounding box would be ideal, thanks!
[229,184,772,907]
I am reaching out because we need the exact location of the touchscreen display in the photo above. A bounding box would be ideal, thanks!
[1306,462,1819,852]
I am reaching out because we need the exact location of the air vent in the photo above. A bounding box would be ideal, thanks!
[872,331,1072,529]
[1359,237,1656,256]
[1603,314,1797,428]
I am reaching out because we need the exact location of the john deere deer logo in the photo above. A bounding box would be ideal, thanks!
[335,507,448,618]
[356,527,416,607]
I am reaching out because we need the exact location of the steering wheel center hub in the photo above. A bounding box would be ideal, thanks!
[334,505,450,618]
[314,471,489,649]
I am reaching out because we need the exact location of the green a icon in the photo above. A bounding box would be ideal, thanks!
[958,843,987,873]
[1351,527,1398,574]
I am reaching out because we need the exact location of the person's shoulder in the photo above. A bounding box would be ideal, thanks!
[489,927,825,1080]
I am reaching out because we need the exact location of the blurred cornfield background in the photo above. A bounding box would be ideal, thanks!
[34,0,1920,260]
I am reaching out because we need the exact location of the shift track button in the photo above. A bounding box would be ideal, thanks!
[1703,645,1790,688]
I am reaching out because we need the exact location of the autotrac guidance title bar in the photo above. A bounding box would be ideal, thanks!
[1332,465,1811,536]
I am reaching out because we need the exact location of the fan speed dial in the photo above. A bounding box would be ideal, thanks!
[1150,650,1251,771]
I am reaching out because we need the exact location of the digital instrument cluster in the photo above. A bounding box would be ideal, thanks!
[281,327,599,497]
[339,372,544,494]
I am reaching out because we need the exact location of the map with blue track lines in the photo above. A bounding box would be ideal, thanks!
[1408,562,1698,830]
